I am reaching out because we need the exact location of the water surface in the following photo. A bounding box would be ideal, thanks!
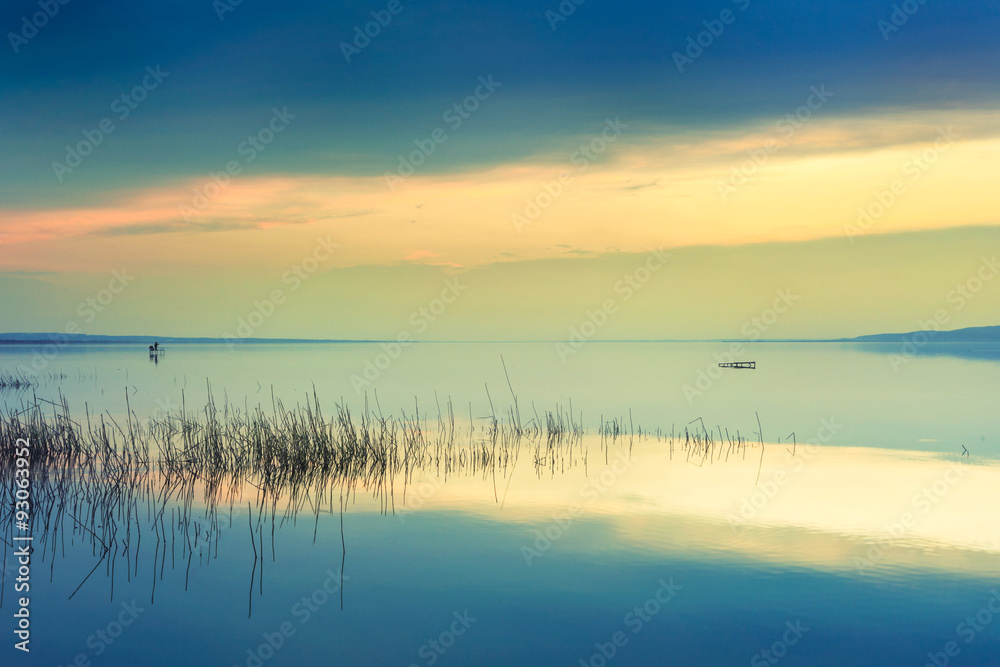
[1,341,998,666]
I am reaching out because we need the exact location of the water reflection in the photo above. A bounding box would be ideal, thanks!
[1,343,999,665]
[4,389,997,615]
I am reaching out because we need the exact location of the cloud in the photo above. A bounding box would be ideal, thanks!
[619,180,661,192]
[3,108,1000,275]
[89,219,258,237]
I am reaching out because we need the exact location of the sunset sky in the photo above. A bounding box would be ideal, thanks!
[2,0,999,340]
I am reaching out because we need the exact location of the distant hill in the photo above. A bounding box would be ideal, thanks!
[841,325,1000,343]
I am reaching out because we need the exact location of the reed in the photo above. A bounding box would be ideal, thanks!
[0,369,35,391]
[0,385,768,612]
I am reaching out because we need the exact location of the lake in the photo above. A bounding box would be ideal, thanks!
[1,341,998,666]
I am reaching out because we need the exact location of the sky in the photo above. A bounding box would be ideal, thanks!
[1,0,999,340]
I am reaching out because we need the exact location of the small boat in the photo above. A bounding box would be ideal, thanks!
[718,361,755,369]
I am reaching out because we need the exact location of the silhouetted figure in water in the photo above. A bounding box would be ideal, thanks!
[154,342,159,351]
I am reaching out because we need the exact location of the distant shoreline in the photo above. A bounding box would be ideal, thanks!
[1,325,998,346]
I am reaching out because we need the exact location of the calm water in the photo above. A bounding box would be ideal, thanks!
[2,342,999,666]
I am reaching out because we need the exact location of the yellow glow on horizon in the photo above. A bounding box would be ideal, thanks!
[2,109,999,273]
